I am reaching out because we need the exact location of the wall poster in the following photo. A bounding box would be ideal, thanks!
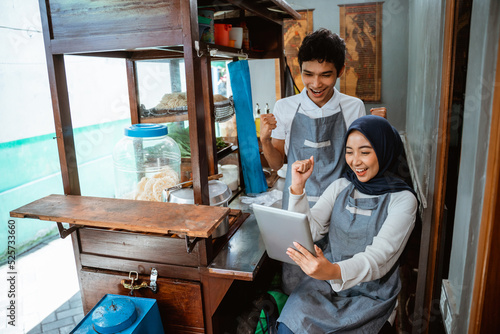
[339,2,383,102]
[278,9,314,96]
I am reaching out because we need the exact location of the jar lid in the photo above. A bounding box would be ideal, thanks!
[124,124,168,137]
[91,297,137,333]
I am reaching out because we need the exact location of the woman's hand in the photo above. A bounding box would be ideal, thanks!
[290,156,314,195]
[287,242,340,281]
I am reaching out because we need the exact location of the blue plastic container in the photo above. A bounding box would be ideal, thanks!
[71,294,164,333]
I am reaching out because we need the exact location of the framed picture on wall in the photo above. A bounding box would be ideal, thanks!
[339,2,383,102]
[276,9,314,98]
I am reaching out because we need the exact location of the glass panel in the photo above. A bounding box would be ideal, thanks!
[135,59,239,185]
[136,59,186,109]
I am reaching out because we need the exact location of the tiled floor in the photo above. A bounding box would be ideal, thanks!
[0,235,84,334]
[27,292,84,334]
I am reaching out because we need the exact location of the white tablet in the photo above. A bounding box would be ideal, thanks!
[253,203,316,265]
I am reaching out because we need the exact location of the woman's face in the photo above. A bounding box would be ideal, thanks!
[345,130,379,182]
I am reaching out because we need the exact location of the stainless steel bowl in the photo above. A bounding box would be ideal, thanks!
[167,180,232,237]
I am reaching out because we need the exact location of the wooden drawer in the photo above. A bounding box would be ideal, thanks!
[80,268,205,333]
[79,227,210,267]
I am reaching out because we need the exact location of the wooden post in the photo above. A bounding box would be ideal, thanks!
[182,0,210,205]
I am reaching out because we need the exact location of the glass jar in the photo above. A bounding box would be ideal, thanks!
[113,124,181,201]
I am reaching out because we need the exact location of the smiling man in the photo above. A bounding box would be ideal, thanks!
[261,28,384,210]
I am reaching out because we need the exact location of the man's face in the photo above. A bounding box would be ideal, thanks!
[301,60,344,108]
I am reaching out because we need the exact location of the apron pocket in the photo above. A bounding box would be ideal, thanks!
[304,139,331,148]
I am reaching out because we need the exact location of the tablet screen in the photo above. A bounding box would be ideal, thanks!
[253,203,316,265]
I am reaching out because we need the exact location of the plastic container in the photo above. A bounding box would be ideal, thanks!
[214,23,232,46]
[71,294,164,333]
[229,27,243,48]
[220,164,239,191]
[198,9,215,43]
[113,124,181,201]
[198,15,213,43]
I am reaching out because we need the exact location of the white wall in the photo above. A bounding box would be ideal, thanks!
[0,0,130,144]
[249,59,277,113]
[0,0,53,142]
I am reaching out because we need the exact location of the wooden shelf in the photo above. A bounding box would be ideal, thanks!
[10,194,230,238]
[141,112,189,124]
[217,143,238,160]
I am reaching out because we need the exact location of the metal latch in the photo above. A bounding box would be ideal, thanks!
[121,268,159,296]
[149,268,158,293]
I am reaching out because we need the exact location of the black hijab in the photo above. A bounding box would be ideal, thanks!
[343,115,417,197]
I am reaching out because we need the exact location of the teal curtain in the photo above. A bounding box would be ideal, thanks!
[228,60,267,194]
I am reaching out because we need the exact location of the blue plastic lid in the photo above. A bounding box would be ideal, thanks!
[124,124,168,137]
[91,297,138,333]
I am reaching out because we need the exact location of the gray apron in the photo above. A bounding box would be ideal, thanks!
[282,104,347,210]
[278,183,400,333]
[281,104,347,295]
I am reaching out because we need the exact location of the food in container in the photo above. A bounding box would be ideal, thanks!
[113,124,181,201]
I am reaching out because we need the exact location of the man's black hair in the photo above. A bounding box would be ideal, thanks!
[298,28,346,74]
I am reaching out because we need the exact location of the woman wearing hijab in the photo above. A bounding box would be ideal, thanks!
[276,115,418,333]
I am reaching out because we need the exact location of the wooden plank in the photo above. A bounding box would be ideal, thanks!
[413,0,456,332]
[201,54,217,175]
[141,113,189,124]
[183,0,210,205]
[200,275,234,327]
[224,0,285,25]
[39,0,80,195]
[269,0,302,19]
[468,31,500,334]
[80,253,202,281]
[207,217,267,281]
[79,228,203,267]
[126,58,140,125]
[50,30,184,54]
[48,0,182,40]
[10,194,230,238]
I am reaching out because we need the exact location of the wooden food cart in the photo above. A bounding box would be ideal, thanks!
[11,0,300,333]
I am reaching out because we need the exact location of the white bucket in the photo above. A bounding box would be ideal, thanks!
[229,27,243,49]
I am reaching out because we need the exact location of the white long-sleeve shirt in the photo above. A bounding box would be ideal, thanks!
[288,178,417,292]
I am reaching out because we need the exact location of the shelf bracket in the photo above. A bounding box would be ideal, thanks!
[208,47,248,60]
[194,41,204,57]
[56,222,81,239]
[185,235,201,253]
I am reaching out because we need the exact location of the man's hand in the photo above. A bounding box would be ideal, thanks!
[260,114,277,141]
[370,107,387,119]
[260,113,285,170]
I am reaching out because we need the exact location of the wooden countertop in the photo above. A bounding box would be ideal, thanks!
[10,194,230,238]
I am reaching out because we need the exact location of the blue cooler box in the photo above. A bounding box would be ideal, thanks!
[71,294,164,333]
